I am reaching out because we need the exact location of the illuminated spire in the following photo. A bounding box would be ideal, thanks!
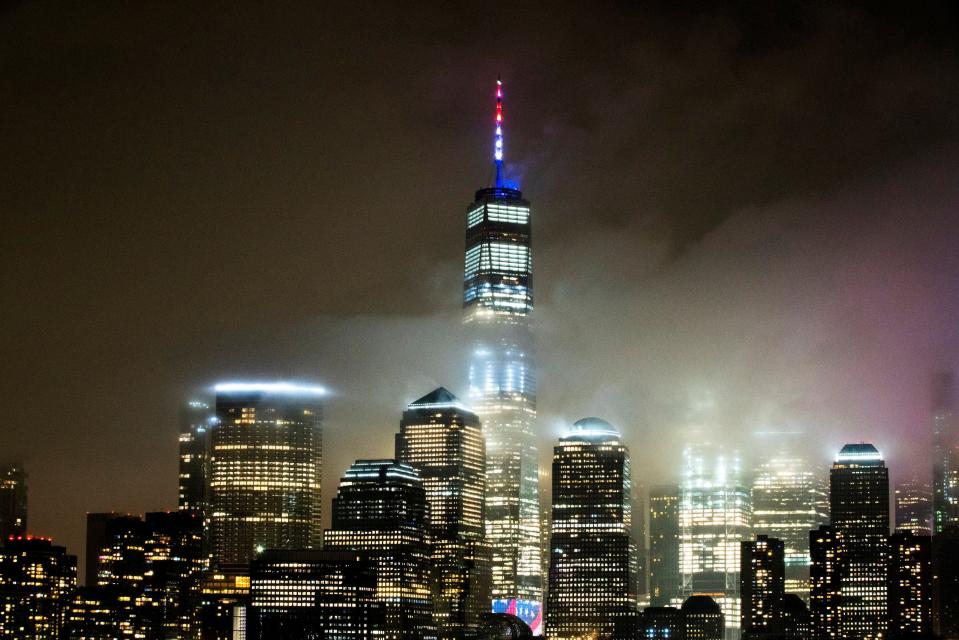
[494,75,505,188]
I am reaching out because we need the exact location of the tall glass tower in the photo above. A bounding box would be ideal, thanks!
[209,382,324,570]
[933,372,959,533]
[463,78,541,611]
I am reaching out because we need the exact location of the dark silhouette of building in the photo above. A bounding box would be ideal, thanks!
[682,595,724,640]
[477,612,532,639]
[397,387,491,637]
[641,606,685,639]
[888,531,932,639]
[179,399,211,513]
[934,526,959,638]
[546,418,636,640]
[463,78,542,612]
[0,537,76,640]
[809,525,843,640]
[933,372,959,533]
[0,463,27,543]
[740,535,785,639]
[210,382,323,569]
[649,485,681,607]
[247,549,384,639]
[324,459,434,639]
[830,443,889,640]
[779,594,811,640]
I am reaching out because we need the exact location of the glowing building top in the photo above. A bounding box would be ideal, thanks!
[563,416,621,442]
[494,76,505,187]
[834,443,884,466]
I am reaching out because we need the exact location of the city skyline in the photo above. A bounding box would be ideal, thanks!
[2,0,959,597]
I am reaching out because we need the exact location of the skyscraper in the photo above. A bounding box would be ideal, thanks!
[210,382,323,569]
[649,485,681,607]
[740,535,785,639]
[679,443,751,636]
[463,78,541,610]
[933,372,959,533]
[809,525,843,640]
[933,527,959,638]
[179,399,212,513]
[324,459,434,639]
[895,479,933,536]
[830,443,889,640]
[546,418,636,640]
[0,463,27,542]
[396,388,491,637]
[751,446,828,601]
[888,531,932,639]
[0,537,77,640]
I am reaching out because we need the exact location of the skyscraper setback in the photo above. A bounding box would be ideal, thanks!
[463,79,541,610]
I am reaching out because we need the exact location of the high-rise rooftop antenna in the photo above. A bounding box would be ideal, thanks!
[494,75,505,188]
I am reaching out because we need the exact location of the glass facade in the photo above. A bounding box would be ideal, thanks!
[933,372,959,533]
[324,459,435,640]
[648,485,681,607]
[179,399,212,514]
[463,79,541,610]
[895,478,933,536]
[830,443,889,640]
[396,388,491,638]
[209,383,323,569]
[678,444,751,637]
[751,449,828,602]
[546,418,636,639]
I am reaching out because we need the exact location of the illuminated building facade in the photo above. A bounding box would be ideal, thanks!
[678,443,751,636]
[830,443,889,640]
[649,485,681,607]
[248,549,385,639]
[179,399,212,513]
[809,525,843,640]
[641,606,684,639]
[0,537,77,640]
[396,388,491,638]
[210,382,323,569]
[895,479,933,536]
[888,531,931,638]
[324,459,434,639]
[751,450,828,601]
[546,418,636,640]
[142,510,206,639]
[933,372,959,533]
[739,535,785,639]
[463,78,541,610]
[0,463,27,543]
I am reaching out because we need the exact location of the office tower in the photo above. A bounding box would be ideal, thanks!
[89,514,147,591]
[247,549,384,639]
[210,382,323,568]
[895,478,933,536]
[933,527,959,638]
[463,78,541,610]
[809,525,843,640]
[0,463,27,542]
[546,418,636,640]
[678,443,751,635]
[778,595,811,640]
[396,388,492,637]
[0,537,77,640]
[179,399,211,513]
[197,567,250,640]
[477,613,533,639]
[888,531,932,638]
[740,535,785,639]
[649,485,682,607]
[933,372,959,533]
[324,459,434,639]
[641,606,685,639]
[830,443,890,640]
[634,483,648,601]
[143,510,206,639]
[683,595,725,640]
[751,448,828,601]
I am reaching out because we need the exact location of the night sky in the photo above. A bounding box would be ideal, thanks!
[3,2,959,570]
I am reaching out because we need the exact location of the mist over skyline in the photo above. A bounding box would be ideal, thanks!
[2,1,958,569]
